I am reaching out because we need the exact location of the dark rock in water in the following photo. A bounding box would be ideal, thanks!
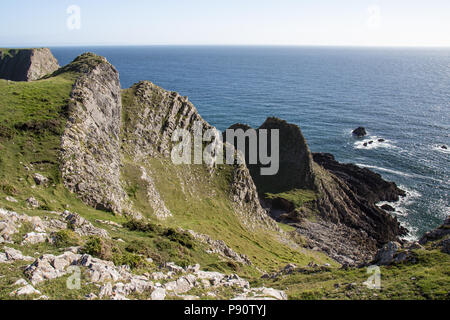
[378,139,385,143]
[0,48,59,81]
[381,204,395,212]
[368,141,374,144]
[363,143,368,147]
[352,127,367,137]
[441,145,448,150]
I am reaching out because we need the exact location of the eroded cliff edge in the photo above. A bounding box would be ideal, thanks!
[226,118,407,265]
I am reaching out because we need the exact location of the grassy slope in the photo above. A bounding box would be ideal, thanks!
[258,246,449,300]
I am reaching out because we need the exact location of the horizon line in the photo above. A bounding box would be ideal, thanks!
[2,44,450,49]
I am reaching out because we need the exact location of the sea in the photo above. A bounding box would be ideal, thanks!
[50,46,450,240]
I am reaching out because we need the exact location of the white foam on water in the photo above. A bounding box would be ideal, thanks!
[376,185,422,240]
[354,136,397,150]
[356,163,413,178]
[432,144,450,154]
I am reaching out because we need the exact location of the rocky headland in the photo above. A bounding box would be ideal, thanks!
[0,48,448,300]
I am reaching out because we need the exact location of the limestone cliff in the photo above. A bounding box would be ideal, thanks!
[60,54,129,215]
[0,48,59,81]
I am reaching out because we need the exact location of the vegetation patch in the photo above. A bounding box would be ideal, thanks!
[266,189,317,209]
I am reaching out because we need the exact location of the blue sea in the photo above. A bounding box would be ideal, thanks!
[51,46,450,239]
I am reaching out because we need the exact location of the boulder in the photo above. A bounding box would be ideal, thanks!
[352,127,367,137]
[26,197,39,208]
[373,241,401,265]
[10,284,41,296]
[33,173,49,186]
[441,145,448,150]
[22,232,48,245]
[13,279,29,286]
[60,211,109,238]
[5,196,18,203]
[150,288,166,300]
[25,252,80,285]
[3,247,35,262]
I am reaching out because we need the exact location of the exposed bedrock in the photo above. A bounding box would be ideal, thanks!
[312,152,406,204]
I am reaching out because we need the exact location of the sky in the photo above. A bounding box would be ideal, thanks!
[1,0,450,47]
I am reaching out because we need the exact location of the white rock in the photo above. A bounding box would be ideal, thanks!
[164,276,193,294]
[4,247,35,262]
[5,196,18,203]
[151,288,166,300]
[22,232,48,245]
[13,279,29,286]
[10,284,41,296]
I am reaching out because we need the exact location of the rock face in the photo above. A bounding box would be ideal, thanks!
[0,48,59,81]
[121,81,278,230]
[227,117,315,195]
[227,118,406,265]
[419,216,450,254]
[312,153,406,204]
[60,54,128,215]
[121,81,212,159]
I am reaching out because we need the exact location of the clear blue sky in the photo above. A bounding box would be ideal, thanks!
[1,0,449,47]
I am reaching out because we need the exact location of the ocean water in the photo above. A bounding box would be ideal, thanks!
[51,46,450,239]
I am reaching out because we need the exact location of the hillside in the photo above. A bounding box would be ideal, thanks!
[0,50,448,300]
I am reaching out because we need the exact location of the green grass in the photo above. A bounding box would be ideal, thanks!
[266,189,318,209]
[127,157,335,274]
[256,248,450,300]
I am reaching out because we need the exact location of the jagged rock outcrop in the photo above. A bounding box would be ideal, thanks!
[371,241,421,265]
[0,48,59,81]
[122,81,212,159]
[419,216,450,254]
[313,153,405,203]
[227,117,407,265]
[23,251,286,300]
[121,81,278,229]
[60,53,130,215]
